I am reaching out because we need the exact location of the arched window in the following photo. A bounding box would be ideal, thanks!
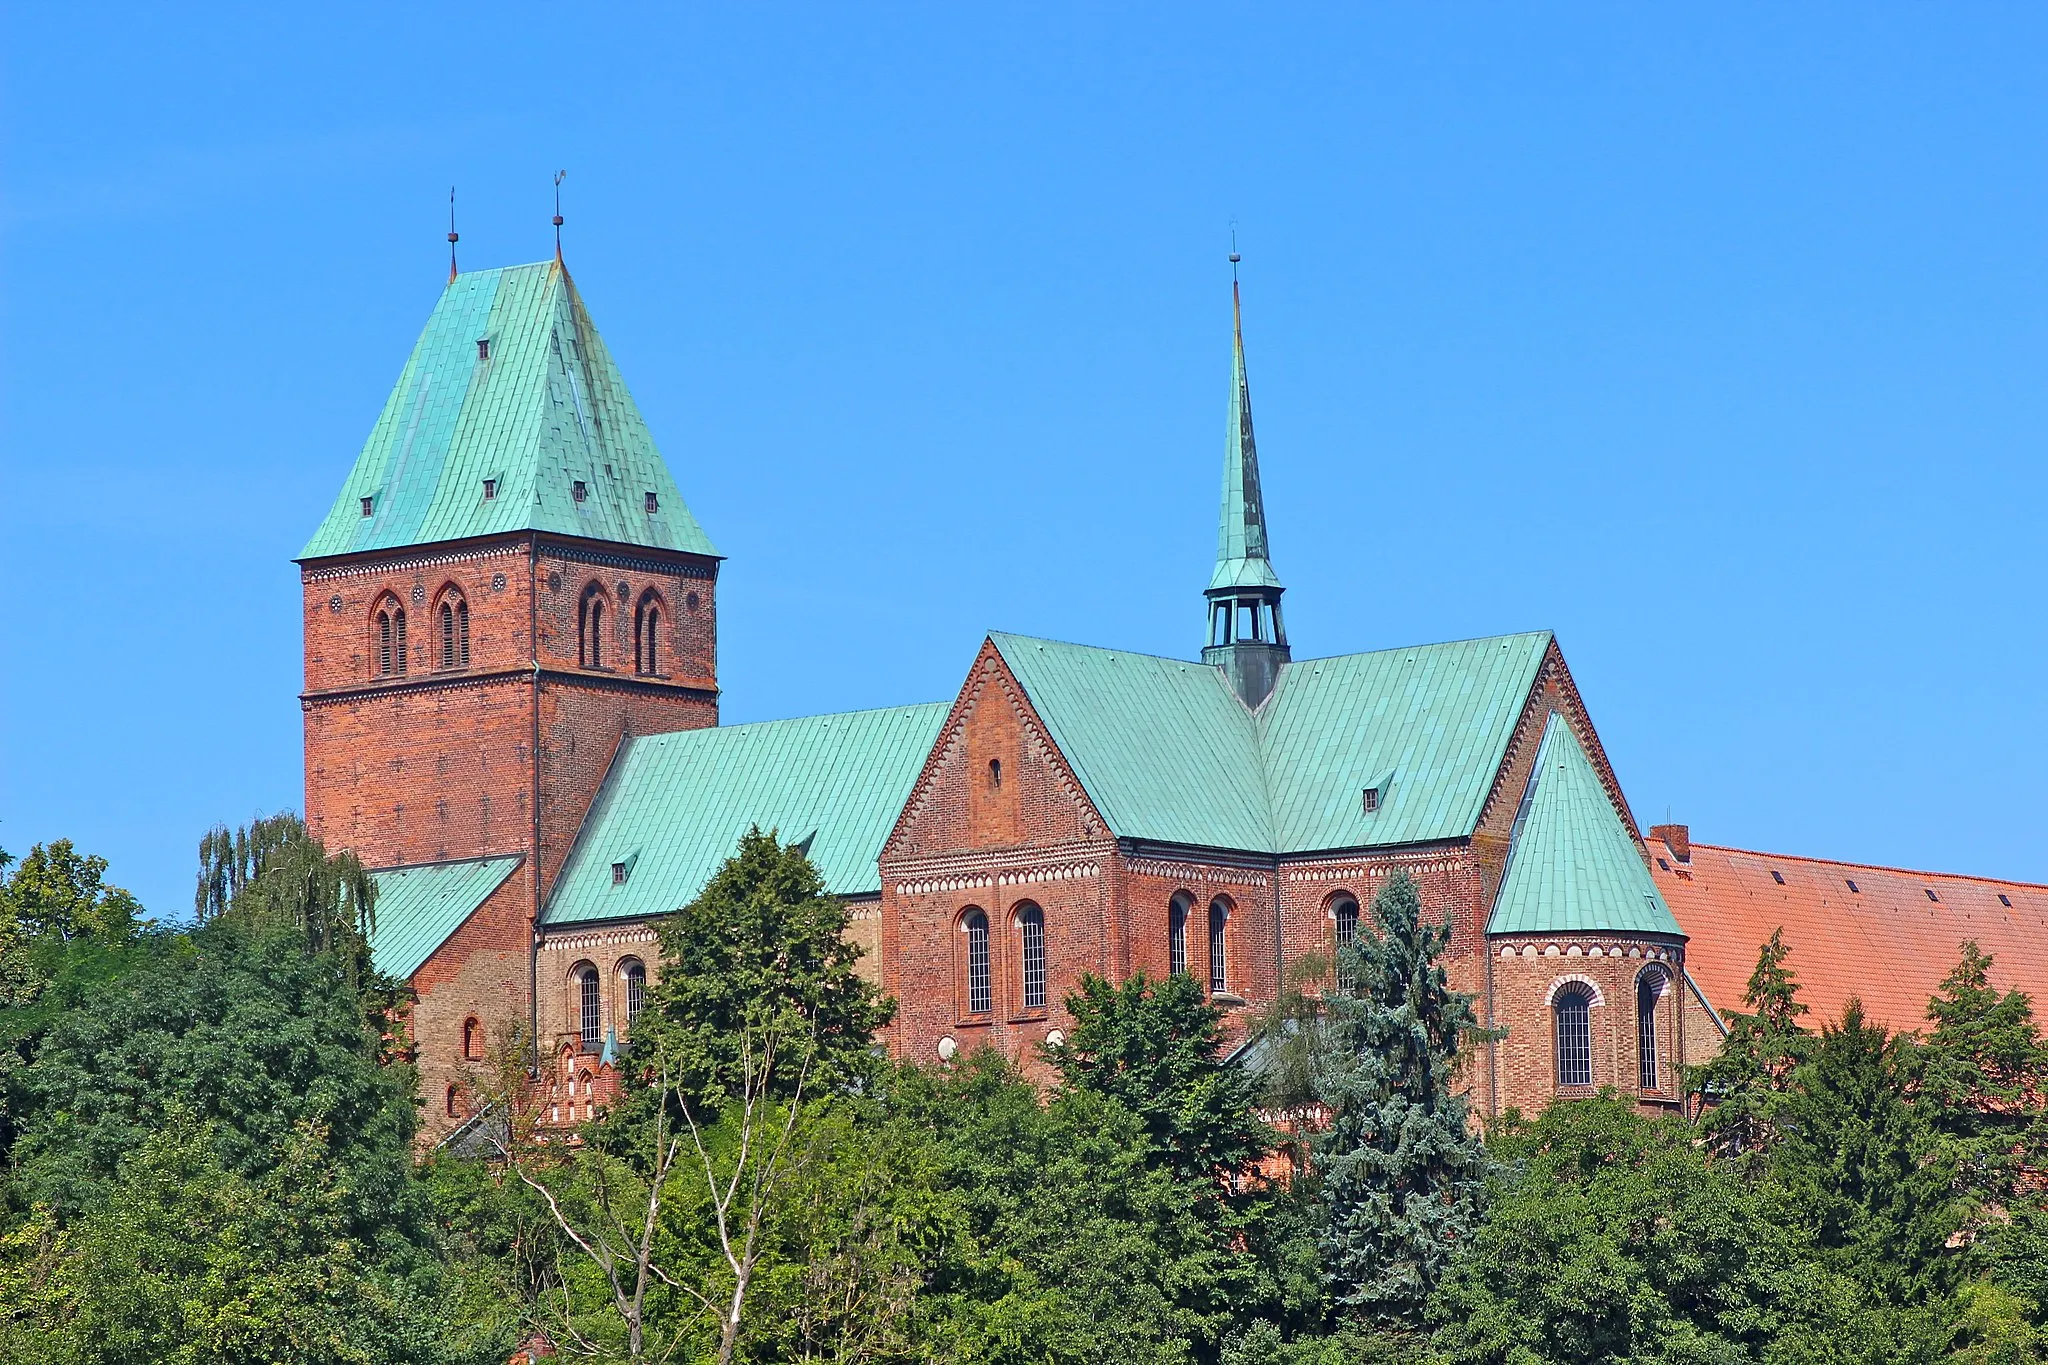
[960,909,990,1016]
[575,964,601,1051]
[1332,895,1360,992]
[461,1016,483,1062]
[1555,985,1594,1088]
[578,585,607,668]
[438,593,470,670]
[1637,968,1668,1091]
[374,597,408,678]
[622,960,647,1025]
[1169,894,1192,978]
[579,1070,594,1121]
[445,1084,460,1118]
[1208,899,1229,995]
[634,591,664,676]
[1017,903,1046,1010]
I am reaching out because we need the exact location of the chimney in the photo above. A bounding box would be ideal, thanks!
[1649,823,1691,864]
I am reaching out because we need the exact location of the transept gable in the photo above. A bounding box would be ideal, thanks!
[883,639,1108,860]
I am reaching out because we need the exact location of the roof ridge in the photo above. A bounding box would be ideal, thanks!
[1284,629,1554,666]
[643,701,951,738]
[988,630,1203,667]
[1685,842,2048,891]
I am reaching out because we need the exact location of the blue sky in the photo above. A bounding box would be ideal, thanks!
[3,5,2043,918]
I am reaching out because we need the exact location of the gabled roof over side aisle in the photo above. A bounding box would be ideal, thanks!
[1487,715,1680,937]
[988,630,1553,855]
[369,855,523,981]
[301,262,716,560]
[1651,835,2048,1034]
[543,704,951,927]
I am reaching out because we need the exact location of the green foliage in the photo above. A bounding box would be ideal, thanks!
[1,1114,448,1365]
[1772,1000,1954,1304]
[194,814,378,987]
[1052,970,1274,1184]
[12,917,427,1254]
[1313,872,1490,1327]
[1916,945,2048,1258]
[1695,927,1814,1161]
[0,841,161,1157]
[1429,1094,1928,1365]
[2,839,143,947]
[632,827,894,1113]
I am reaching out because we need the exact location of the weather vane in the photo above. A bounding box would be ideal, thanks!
[447,187,459,283]
[553,169,568,261]
[1229,222,1241,279]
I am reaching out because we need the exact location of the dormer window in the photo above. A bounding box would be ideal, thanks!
[477,338,490,361]
[1362,786,1380,814]
[360,496,374,517]
[612,862,628,885]
[482,478,497,501]
[644,491,658,513]
[572,480,588,503]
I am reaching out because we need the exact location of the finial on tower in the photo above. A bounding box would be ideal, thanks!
[447,186,460,284]
[553,169,567,263]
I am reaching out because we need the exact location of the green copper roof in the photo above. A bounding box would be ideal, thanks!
[542,703,950,927]
[1486,714,1680,937]
[1262,632,1553,852]
[369,855,522,980]
[989,629,1552,854]
[992,633,1274,850]
[1210,280,1283,595]
[301,262,715,560]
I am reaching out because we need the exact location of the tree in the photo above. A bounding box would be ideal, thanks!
[1,839,141,948]
[1427,1094,1930,1365]
[2,912,448,1363]
[1916,942,2048,1252]
[12,917,426,1250]
[629,827,893,1114]
[1771,999,1952,1303]
[1312,871,1490,1328]
[1695,926,1813,1160]
[1,1113,448,1365]
[504,829,893,1363]
[1052,970,1272,1185]
[0,841,159,1159]
[1049,971,1291,1357]
[194,814,377,987]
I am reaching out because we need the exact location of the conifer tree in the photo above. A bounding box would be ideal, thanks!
[1696,926,1812,1160]
[1312,871,1490,1327]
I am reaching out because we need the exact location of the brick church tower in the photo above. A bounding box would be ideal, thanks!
[298,259,718,1103]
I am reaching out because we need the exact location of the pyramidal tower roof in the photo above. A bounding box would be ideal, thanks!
[301,261,716,560]
[1208,274,1282,594]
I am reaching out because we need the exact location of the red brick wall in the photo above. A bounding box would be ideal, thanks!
[410,871,534,1140]
[302,533,720,1140]
[1485,935,1688,1117]
[882,641,1117,1077]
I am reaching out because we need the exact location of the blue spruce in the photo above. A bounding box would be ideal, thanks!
[1313,871,1491,1325]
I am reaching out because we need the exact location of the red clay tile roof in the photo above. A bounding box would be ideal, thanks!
[1649,835,2048,1037]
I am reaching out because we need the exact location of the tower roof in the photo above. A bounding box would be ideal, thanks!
[301,262,716,561]
[1209,277,1283,594]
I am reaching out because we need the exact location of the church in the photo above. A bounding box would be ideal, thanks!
[297,254,2048,1138]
